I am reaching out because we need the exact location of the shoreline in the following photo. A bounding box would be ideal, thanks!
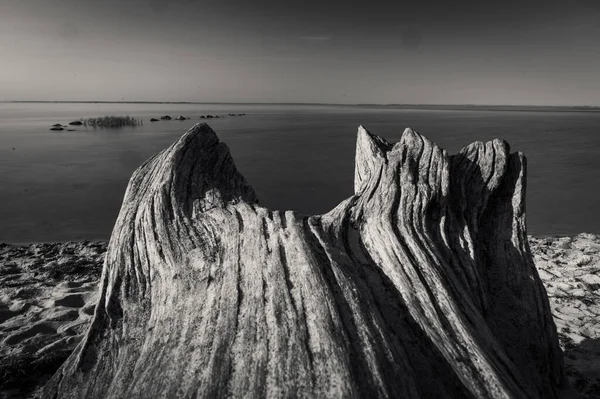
[2,232,592,246]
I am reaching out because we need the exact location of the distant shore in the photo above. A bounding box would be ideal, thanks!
[2,101,600,113]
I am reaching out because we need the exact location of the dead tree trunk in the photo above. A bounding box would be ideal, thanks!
[43,123,564,398]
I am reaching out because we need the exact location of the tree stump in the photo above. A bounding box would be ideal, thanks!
[43,123,564,398]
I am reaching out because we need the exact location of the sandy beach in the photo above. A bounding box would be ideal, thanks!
[1,235,599,398]
[0,242,106,398]
[530,234,600,398]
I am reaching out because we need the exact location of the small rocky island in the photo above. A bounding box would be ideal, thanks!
[49,113,244,129]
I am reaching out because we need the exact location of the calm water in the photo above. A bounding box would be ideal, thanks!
[1,103,599,243]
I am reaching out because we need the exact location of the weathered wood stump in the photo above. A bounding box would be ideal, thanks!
[43,123,564,398]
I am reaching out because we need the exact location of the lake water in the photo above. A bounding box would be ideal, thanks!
[1,102,599,243]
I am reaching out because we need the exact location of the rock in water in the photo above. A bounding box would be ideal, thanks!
[43,124,564,399]
[68,121,83,126]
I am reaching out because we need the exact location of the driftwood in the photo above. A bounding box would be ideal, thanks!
[43,123,564,398]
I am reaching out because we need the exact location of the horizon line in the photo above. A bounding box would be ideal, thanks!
[2,100,600,110]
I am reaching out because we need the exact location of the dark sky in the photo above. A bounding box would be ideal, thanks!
[2,0,600,105]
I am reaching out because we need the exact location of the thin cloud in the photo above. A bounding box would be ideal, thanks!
[299,36,332,41]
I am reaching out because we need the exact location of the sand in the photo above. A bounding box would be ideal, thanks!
[0,242,105,399]
[0,235,598,398]
[530,234,600,398]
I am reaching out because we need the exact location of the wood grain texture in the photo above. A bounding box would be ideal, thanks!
[43,123,564,399]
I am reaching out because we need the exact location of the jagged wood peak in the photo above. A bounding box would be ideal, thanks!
[44,123,564,399]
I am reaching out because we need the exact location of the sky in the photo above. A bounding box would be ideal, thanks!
[1,0,600,105]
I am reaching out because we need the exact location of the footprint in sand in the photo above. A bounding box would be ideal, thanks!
[0,300,32,323]
[0,308,22,324]
[14,287,41,299]
[46,309,80,323]
[4,323,56,345]
[54,294,86,308]
[62,281,85,288]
